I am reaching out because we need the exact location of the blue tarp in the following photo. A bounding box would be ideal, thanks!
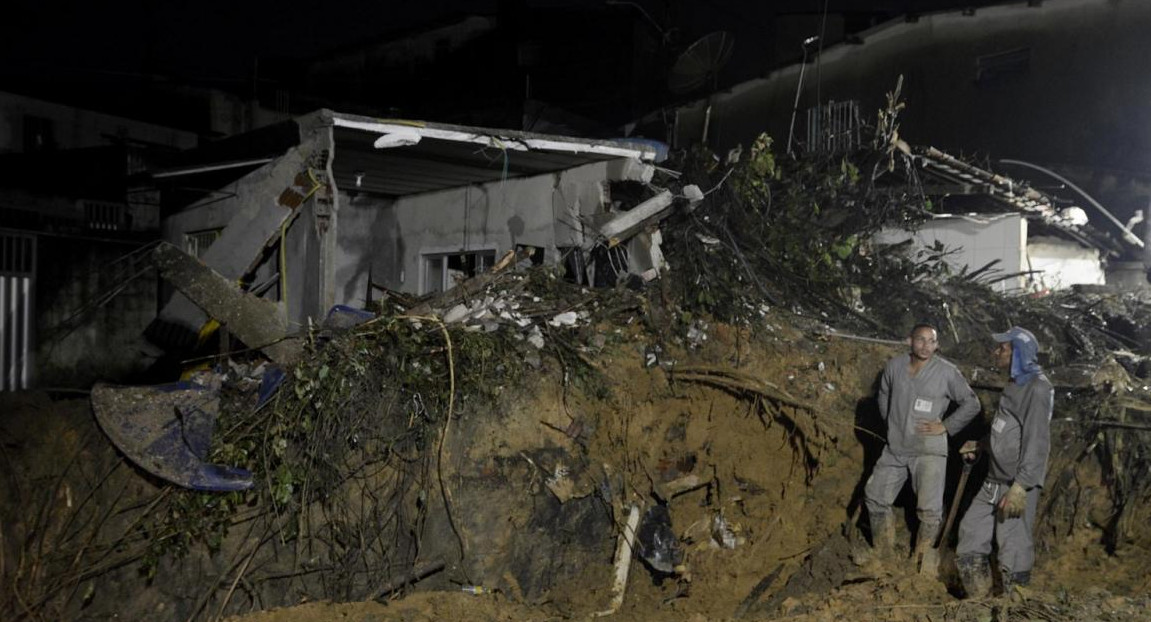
[91,380,253,492]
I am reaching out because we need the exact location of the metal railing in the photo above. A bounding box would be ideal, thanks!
[1,232,35,391]
[805,100,862,154]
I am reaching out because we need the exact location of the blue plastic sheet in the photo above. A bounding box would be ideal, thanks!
[91,381,253,492]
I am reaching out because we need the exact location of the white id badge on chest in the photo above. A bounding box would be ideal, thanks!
[914,398,933,413]
[992,417,1007,433]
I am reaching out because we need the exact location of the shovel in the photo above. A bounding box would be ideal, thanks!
[935,459,974,549]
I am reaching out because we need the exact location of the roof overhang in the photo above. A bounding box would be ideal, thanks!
[144,110,658,200]
[327,111,657,197]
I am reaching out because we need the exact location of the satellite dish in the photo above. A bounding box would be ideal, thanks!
[668,31,735,94]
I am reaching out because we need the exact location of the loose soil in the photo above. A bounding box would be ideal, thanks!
[6,305,1150,621]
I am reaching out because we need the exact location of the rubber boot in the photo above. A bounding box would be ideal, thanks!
[1000,567,1031,600]
[915,521,941,577]
[870,513,897,563]
[956,554,992,599]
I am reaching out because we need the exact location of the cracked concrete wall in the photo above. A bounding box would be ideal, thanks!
[158,124,332,347]
[333,158,628,302]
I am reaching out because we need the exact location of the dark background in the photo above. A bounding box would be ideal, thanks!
[4,0,1011,131]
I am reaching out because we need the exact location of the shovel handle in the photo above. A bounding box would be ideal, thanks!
[935,461,974,549]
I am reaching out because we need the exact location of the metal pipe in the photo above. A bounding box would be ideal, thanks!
[152,158,275,179]
[786,37,818,156]
[999,158,1145,248]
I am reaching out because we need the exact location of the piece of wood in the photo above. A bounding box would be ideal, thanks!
[369,558,446,601]
[654,474,708,502]
[592,504,641,617]
[407,249,531,317]
[733,563,784,619]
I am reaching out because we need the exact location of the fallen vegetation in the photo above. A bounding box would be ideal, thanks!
[4,92,1151,622]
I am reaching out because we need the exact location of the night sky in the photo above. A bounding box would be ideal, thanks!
[7,1,1007,95]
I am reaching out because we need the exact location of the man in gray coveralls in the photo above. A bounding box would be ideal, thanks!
[956,326,1053,598]
[865,323,981,575]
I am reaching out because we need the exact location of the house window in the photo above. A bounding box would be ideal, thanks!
[422,250,496,294]
[23,115,56,152]
[185,229,223,259]
[976,47,1030,84]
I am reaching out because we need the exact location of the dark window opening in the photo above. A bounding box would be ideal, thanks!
[558,247,587,285]
[23,115,56,152]
[976,47,1030,84]
[515,244,545,266]
[423,250,496,294]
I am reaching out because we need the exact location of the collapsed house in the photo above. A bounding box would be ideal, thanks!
[875,147,1123,293]
[145,110,679,353]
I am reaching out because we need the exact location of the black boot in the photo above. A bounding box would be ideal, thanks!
[956,554,992,599]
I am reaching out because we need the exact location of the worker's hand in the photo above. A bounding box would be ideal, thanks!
[959,440,979,464]
[915,419,947,436]
[999,482,1028,519]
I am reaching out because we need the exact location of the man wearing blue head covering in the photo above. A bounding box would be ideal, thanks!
[956,326,1053,599]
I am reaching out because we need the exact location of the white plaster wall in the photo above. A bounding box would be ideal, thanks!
[1026,236,1105,290]
[333,192,398,309]
[333,159,619,301]
[875,213,1027,293]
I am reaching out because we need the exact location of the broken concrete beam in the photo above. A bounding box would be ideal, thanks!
[607,158,656,184]
[627,229,668,281]
[152,242,300,364]
[587,190,674,250]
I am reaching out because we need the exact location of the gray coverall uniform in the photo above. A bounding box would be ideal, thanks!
[956,369,1053,584]
[865,354,980,546]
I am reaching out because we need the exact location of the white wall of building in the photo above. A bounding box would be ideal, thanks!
[876,213,1104,292]
[333,158,618,304]
[1026,236,1106,290]
[877,214,1027,293]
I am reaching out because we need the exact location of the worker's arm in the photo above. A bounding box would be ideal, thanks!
[1013,380,1054,490]
[943,367,981,436]
[877,362,892,422]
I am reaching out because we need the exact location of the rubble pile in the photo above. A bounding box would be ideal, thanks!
[7,107,1151,622]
